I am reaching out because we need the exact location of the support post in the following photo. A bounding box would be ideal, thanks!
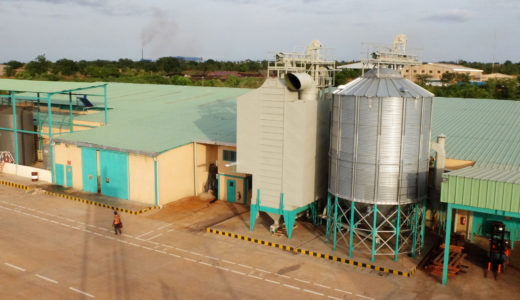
[394,205,401,261]
[412,203,418,258]
[349,200,354,258]
[217,174,220,200]
[442,203,453,285]
[332,196,338,251]
[11,92,19,165]
[325,193,331,243]
[37,92,43,152]
[371,204,377,262]
[68,92,73,133]
[154,158,158,206]
[421,198,427,251]
[48,94,54,182]
[104,85,108,125]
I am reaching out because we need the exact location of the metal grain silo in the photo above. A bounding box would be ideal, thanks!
[326,68,433,261]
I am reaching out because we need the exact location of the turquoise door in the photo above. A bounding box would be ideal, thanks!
[227,179,236,203]
[99,150,128,200]
[55,164,65,186]
[82,148,98,193]
[66,166,73,188]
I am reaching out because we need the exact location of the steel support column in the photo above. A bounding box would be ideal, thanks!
[412,203,418,258]
[68,92,73,133]
[325,193,331,243]
[11,92,19,164]
[371,204,377,261]
[104,85,108,125]
[421,198,427,251]
[332,196,338,251]
[442,203,453,285]
[394,205,401,261]
[349,200,354,258]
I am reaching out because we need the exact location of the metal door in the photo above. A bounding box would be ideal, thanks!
[99,150,128,200]
[55,163,64,186]
[66,166,73,188]
[227,179,236,203]
[81,148,98,193]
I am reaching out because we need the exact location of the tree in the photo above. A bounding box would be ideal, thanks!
[4,60,24,77]
[25,54,52,76]
[415,74,432,86]
[53,59,78,76]
[156,57,181,74]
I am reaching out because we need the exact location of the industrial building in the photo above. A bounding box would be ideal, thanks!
[1,44,519,286]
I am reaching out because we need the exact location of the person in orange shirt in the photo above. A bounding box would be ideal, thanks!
[113,211,122,235]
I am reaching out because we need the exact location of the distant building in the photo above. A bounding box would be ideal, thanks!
[480,73,516,81]
[401,63,483,82]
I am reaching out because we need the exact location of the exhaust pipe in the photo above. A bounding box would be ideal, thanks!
[285,72,313,91]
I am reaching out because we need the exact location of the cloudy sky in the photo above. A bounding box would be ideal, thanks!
[1,0,519,63]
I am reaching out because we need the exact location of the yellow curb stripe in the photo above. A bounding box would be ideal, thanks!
[0,180,31,191]
[205,227,416,278]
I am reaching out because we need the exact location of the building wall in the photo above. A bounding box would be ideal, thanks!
[217,145,252,204]
[401,64,483,82]
[128,153,155,205]
[53,142,83,189]
[158,143,195,204]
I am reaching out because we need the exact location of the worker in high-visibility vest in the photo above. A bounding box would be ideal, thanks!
[113,211,122,235]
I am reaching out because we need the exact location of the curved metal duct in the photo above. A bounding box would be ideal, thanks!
[285,73,313,91]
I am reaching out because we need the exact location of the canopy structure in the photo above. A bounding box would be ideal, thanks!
[0,80,107,182]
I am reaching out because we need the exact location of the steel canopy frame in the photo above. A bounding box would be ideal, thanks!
[0,83,107,183]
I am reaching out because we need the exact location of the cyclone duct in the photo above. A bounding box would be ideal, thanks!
[326,68,434,261]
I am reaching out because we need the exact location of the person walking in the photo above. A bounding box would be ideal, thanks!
[113,211,122,235]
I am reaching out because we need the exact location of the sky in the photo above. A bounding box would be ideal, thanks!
[1,0,519,63]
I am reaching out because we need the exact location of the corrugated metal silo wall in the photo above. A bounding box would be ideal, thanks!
[329,95,432,205]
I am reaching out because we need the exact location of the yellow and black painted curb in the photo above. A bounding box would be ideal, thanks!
[206,228,417,277]
[0,180,31,191]
[44,191,159,215]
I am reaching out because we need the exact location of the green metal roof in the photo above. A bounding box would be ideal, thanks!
[0,79,104,94]
[432,97,520,170]
[53,82,251,155]
[441,166,520,213]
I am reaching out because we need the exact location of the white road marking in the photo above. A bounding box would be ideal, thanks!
[162,245,173,248]
[356,295,375,300]
[237,263,253,269]
[205,255,219,261]
[154,250,167,255]
[276,274,290,279]
[4,262,25,272]
[189,251,202,256]
[142,246,154,251]
[128,242,140,247]
[328,296,342,300]
[314,283,331,289]
[334,288,352,294]
[294,278,310,284]
[183,257,197,263]
[175,247,189,253]
[222,259,236,265]
[231,270,246,276]
[264,279,280,285]
[304,289,324,296]
[147,233,162,241]
[216,266,229,271]
[69,287,94,298]
[168,253,181,258]
[135,230,155,238]
[283,284,300,290]
[198,261,212,267]
[255,268,271,274]
[35,274,58,284]
[247,274,263,280]
[98,228,109,232]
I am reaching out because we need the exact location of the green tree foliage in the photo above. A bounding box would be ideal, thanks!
[53,59,79,76]
[25,54,52,76]
[415,74,433,86]
[4,60,24,77]
[156,57,181,74]
[335,69,361,85]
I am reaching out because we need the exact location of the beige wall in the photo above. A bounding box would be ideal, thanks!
[445,159,475,171]
[53,142,83,189]
[402,64,483,82]
[216,145,252,203]
[128,153,155,205]
[158,143,195,205]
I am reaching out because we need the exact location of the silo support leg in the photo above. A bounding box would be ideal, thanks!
[394,205,401,262]
[349,200,354,258]
[421,199,427,251]
[442,203,453,285]
[250,189,260,232]
[412,203,418,258]
[284,212,296,239]
[371,204,377,262]
[332,196,338,251]
[325,193,331,244]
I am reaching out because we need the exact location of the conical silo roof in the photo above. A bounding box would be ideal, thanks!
[334,68,434,98]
